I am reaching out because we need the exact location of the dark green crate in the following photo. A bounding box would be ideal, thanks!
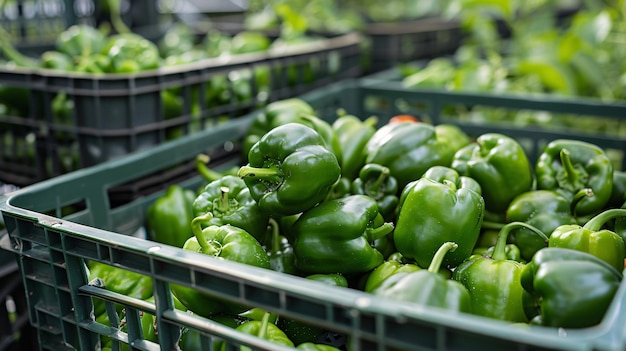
[364,17,462,73]
[1,79,626,351]
[0,0,160,55]
[0,32,362,188]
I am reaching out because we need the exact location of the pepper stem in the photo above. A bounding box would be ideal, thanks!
[269,218,280,254]
[443,179,457,192]
[238,165,281,179]
[366,222,394,242]
[558,148,587,191]
[583,209,626,231]
[219,186,230,212]
[363,116,379,127]
[0,26,38,68]
[107,0,132,34]
[258,312,271,340]
[571,188,594,219]
[481,220,506,230]
[428,242,457,273]
[191,213,220,255]
[492,222,548,261]
[196,154,225,182]
[367,166,390,195]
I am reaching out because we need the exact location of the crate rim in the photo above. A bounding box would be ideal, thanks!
[364,16,461,35]
[360,78,626,116]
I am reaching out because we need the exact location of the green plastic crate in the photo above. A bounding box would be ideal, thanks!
[0,32,362,188]
[2,79,626,351]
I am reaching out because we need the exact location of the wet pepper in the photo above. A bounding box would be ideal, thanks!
[88,262,153,318]
[373,242,471,313]
[365,122,470,189]
[452,133,533,214]
[350,163,399,221]
[192,175,269,242]
[292,195,394,274]
[548,208,626,271]
[332,113,378,180]
[239,123,341,217]
[146,185,196,248]
[171,214,271,317]
[421,165,482,195]
[521,248,622,328]
[363,252,422,293]
[242,99,340,160]
[453,222,549,323]
[505,189,587,261]
[536,139,613,216]
[102,33,161,73]
[394,177,484,268]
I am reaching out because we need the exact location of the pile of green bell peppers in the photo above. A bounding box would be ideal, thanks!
[130,94,626,349]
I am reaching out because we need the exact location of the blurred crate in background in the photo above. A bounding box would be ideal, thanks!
[0,0,162,54]
[363,17,462,73]
[1,79,626,351]
[0,30,361,188]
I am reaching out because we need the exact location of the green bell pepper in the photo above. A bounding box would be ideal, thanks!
[452,133,533,214]
[192,175,269,242]
[350,163,399,221]
[40,51,74,71]
[146,185,196,248]
[363,252,422,293]
[171,214,271,317]
[471,243,524,263]
[230,31,271,54]
[535,139,614,216]
[266,219,298,275]
[365,121,470,189]
[506,189,588,261]
[88,262,153,318]
[244,103,342,163]
[548,208,626,271]
[203,30,233,58]
[332,113,377,180]
[223,312,294,351]
[292,194,394,274]
[521,247,622,328]
[158,23,196,58]
[394,177,484,268]
[74,53,112,74]
[421,165,482,196]
[453,222,548,322]
[326,177,352,201]
[239,123,341,217]
[102,33,161,73]
[55,24,106,57]
[373,242,471,313]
